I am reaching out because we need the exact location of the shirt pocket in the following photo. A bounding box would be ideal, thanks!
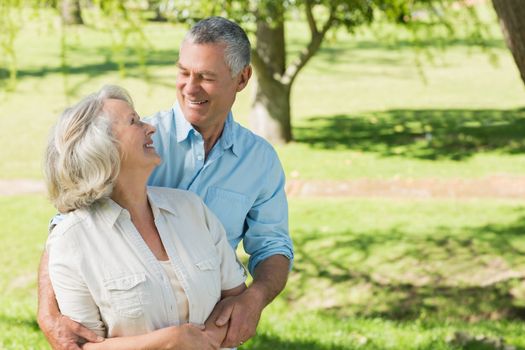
[204,187,250,238]
[194,253,221,299]
[103,273,147,319]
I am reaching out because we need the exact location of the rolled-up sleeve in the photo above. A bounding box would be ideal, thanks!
[242,151,294,275]
[47,232,106,337]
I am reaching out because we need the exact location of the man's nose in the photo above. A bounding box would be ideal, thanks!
[185,75,201,94]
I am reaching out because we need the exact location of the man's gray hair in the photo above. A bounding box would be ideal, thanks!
[44,85,132,213]
[184,16,251,76]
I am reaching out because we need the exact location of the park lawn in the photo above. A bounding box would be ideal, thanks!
[2,195,525,349]
[1,11,525,180]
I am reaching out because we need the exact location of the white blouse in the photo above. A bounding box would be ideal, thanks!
[159,259,189,323]
[47,187,246,339]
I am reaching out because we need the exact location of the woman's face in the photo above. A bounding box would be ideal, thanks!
[104,99,161,173]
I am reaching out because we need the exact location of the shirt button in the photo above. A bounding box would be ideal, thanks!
[197,154,203,161]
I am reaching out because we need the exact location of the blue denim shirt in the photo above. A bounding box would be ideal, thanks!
[146,103,293,274]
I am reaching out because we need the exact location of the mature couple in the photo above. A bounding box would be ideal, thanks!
[38,17,293,349]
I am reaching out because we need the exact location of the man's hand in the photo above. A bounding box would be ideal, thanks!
[39,313,103,350]
[214,255,290,347]
[214,288,265,347]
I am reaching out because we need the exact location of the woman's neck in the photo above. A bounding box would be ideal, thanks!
[111,170,168,261]
[111,171,149,216]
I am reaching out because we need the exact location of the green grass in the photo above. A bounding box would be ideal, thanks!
[277,144,525,180]
[3,195,525,349]
[249,198,525,349]
[0,195,56,350]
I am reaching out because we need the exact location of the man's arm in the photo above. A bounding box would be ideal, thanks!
[37,250,103,350]
[213,146,293,347]
[214,254,290,347]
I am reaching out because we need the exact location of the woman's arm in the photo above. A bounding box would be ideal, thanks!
[82,324,219,350]
[81,285,249,350]
[222,283,248,299]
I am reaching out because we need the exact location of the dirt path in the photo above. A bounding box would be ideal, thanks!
[2,175,525,198]
[285,175,525,199]
[0,179,47,196]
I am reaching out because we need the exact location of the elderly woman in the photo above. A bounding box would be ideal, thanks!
[44,85,247,349]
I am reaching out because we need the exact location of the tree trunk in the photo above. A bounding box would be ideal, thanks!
[249,5,292,144]
[251,73,292,144]
[492,0,525,85]
[61,0,83,25]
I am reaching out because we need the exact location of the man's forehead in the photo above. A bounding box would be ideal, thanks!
[176,44,229,73]
[181,39,226,50]
[176,61,220,75]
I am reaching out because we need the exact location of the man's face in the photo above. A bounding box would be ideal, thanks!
[176,41,249,133]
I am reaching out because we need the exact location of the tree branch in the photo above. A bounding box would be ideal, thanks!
[281,4,336,86]
[304,0,318,35]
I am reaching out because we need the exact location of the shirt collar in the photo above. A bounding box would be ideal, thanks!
[97,189,179,228]
[97,198,127,227]
[220,112,238,157]
[147,187,179,217]
[173,103,239,157]
[173,103,194,143]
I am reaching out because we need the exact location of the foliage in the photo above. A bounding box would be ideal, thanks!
[0,1,150,91]
[0,0,41,90]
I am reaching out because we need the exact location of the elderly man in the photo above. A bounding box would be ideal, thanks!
[38,16,293,350]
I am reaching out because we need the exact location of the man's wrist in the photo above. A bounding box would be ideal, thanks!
[246,282,272,309]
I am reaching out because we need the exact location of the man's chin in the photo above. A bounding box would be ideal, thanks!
[184,111,200,120]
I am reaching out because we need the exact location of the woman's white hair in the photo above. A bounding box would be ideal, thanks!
[44,85,133,213]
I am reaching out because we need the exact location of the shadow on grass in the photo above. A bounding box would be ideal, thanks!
[294,108,525,160]
[289,211,525,322]
[247,333,349,350]
[0,46,179,81]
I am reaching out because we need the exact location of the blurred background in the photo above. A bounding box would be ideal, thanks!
[1,0,525,349]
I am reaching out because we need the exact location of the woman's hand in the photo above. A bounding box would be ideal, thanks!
[156,324,221,350]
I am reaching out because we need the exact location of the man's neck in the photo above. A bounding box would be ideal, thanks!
[194,122,225,158]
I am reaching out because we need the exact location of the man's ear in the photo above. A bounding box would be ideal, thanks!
[236,65,252,92]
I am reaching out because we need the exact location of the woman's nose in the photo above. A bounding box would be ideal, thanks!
[144,122,156,134]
